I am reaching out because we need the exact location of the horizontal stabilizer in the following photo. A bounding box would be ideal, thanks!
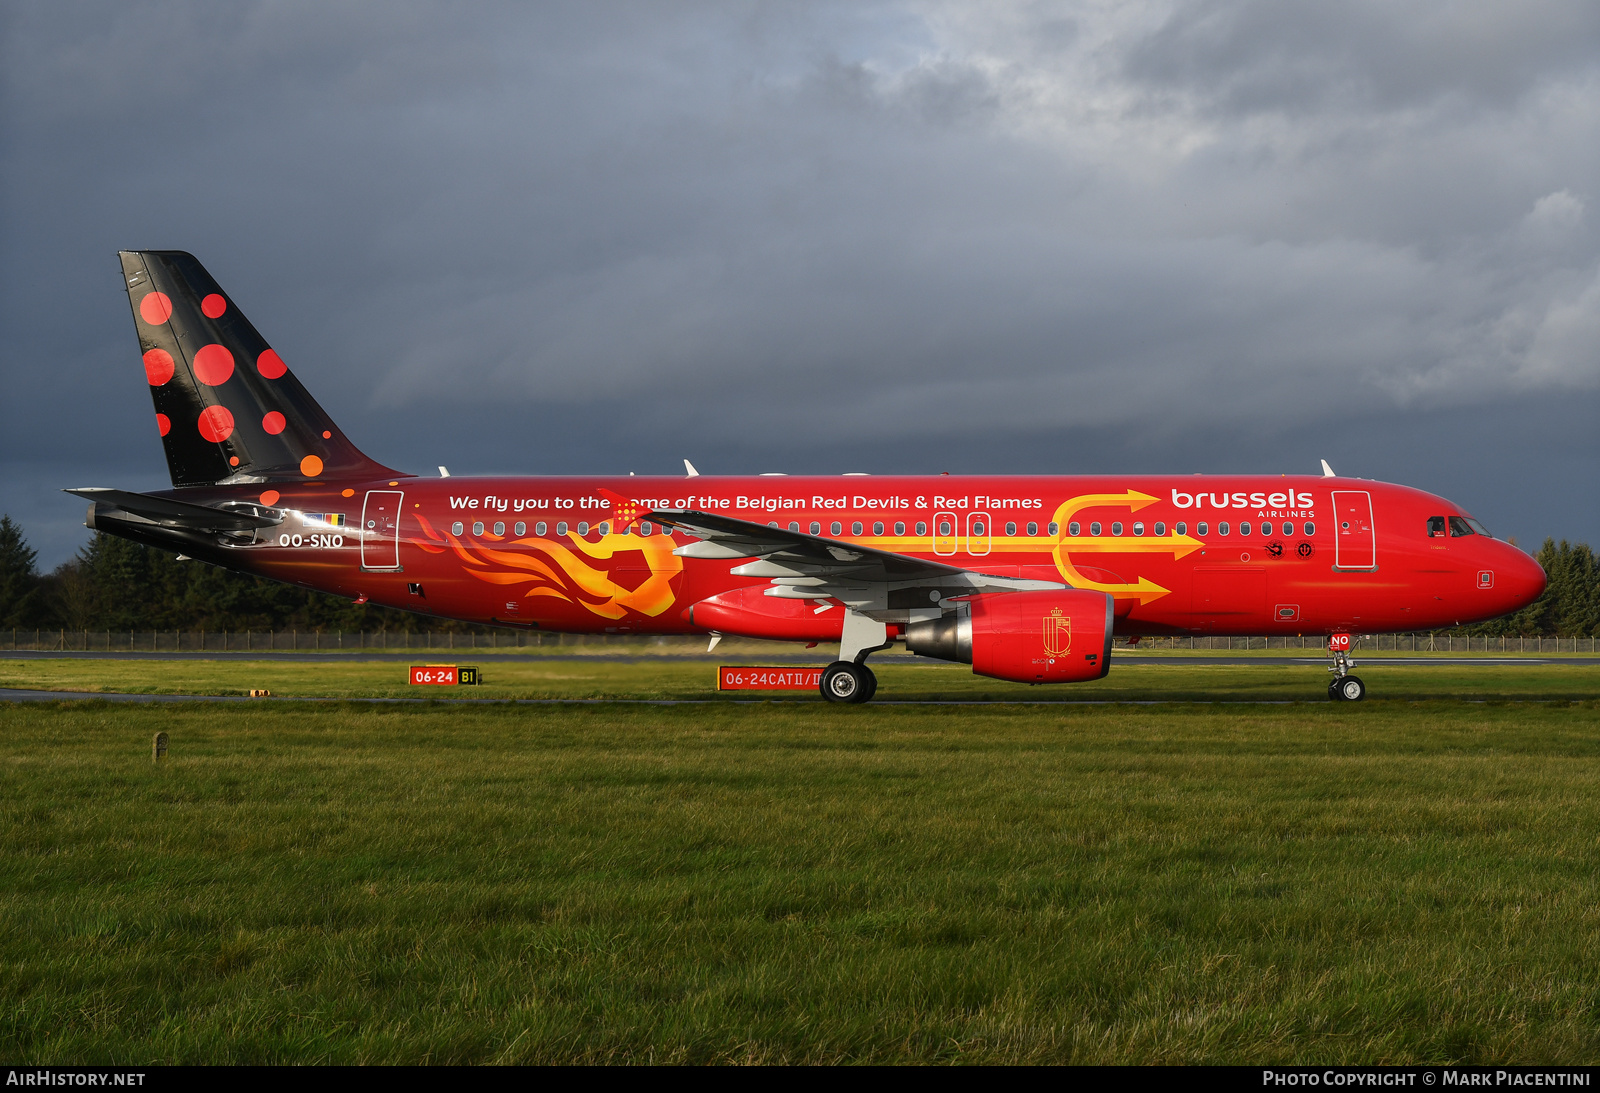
[64,488,281,532]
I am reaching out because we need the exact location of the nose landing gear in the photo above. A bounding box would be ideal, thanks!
[1326,634,1365,701]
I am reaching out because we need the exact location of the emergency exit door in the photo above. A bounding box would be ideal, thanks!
[361,490,404,570]
[1331,490,1376,570]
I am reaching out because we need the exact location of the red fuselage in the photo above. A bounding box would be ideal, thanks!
[167,473,1545,638]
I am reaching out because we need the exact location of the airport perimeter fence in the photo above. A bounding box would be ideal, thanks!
[4,630,1598,654]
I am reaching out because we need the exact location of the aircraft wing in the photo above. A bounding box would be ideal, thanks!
[650,509,1066,610]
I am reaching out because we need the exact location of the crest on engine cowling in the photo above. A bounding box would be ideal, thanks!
[1043,607,1072,657]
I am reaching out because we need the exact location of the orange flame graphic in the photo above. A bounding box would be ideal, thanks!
[408,516,683,620]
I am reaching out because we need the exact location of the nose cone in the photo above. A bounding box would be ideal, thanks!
[1501,545,1547,612]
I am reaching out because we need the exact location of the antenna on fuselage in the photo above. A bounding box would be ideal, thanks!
[684,459,700,477]
[1320,459,1336,477]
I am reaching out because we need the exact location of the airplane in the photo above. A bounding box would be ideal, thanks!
[70,251,1548,703]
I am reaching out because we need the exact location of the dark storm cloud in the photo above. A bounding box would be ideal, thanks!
[2,1,1596,566]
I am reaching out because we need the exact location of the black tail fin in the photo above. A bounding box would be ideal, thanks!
[118,250,404,488]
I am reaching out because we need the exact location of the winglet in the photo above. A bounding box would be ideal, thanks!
[684,459,700,477]
[1320,459,1336,478]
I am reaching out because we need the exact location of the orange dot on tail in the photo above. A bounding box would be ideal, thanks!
[256,349,287,379]
[139,292,172,325]
[260,490,281,506]
[300,454,324,477]
[143,348,175,385]
[322,431,331,439]
[198,405,234,442]
[262,411,286,435]
[341,488,354,498]
[201,294,227,318]
[229,456,239,466]
[156,413,170,436]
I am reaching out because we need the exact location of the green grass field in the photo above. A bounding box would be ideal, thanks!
[4,660,1600,1063]
[4,655,1600,703]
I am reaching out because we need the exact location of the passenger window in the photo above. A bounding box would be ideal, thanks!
[873,521,884,535]
[557,521,568,535]
[915,521,927,536]
[1427,516,1447,538]
[514,521,525,536]
[894,521,905,535]
[1048,522,1059,535]
[1175,521,1185,535]
[1303,522,1314,536]
[1282,521,1293,536]
[472,521,485,535]
[1448,516,1476,538]
[1068,521,1081,536]
[639,522,651,536]
[810,521,821,535]
[577,522,589,535]
[1197,522,1208,535]
[1132,521,1144,536]
[938,519,952,535]
[851,521,863,535]
[536,521,548,535]
[788,522,799,532]
[1239,521,1251,536]
[1218,522,1229,535]
[493,522,505,536]
[1005,521,1016,536]
[1026,521,1038,536]
[451,521,464,535]
[1111,522,1123,536]
[831,521,842,536]
[1090,522,1102,536]
[1154,522,1165,536]
[972,520,986,536]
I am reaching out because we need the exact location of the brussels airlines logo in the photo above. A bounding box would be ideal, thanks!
[1043,608,1072,658]
[1171,488,1315,513]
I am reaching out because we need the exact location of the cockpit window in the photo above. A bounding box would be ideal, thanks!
[1464,517,1491,538]
[1426,516,1446,538]
[1448,516,1476,538]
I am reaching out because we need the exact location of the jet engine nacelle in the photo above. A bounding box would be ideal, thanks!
[905,589,1114,684]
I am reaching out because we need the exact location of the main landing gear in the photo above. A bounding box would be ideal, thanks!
[1326,636,1365,701]
[821,661,877,704]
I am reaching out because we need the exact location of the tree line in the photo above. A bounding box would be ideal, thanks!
[0,516,484,633]
[2,514,1597,636]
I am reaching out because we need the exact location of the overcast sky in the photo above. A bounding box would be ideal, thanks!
[3,1,1597,567]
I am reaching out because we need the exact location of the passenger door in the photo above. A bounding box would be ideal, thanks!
[1331,490,1376,570]
[361,490,404,570]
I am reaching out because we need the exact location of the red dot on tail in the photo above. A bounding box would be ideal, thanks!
[139,292,173,325]
[260,490,281,506]
[193,344,234,386]
[201,294,227,318]
[198,405,235,442]
[262,410,286,435]
[256,349,287,379]
[156,413,170,436]
[143,348,175,386]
